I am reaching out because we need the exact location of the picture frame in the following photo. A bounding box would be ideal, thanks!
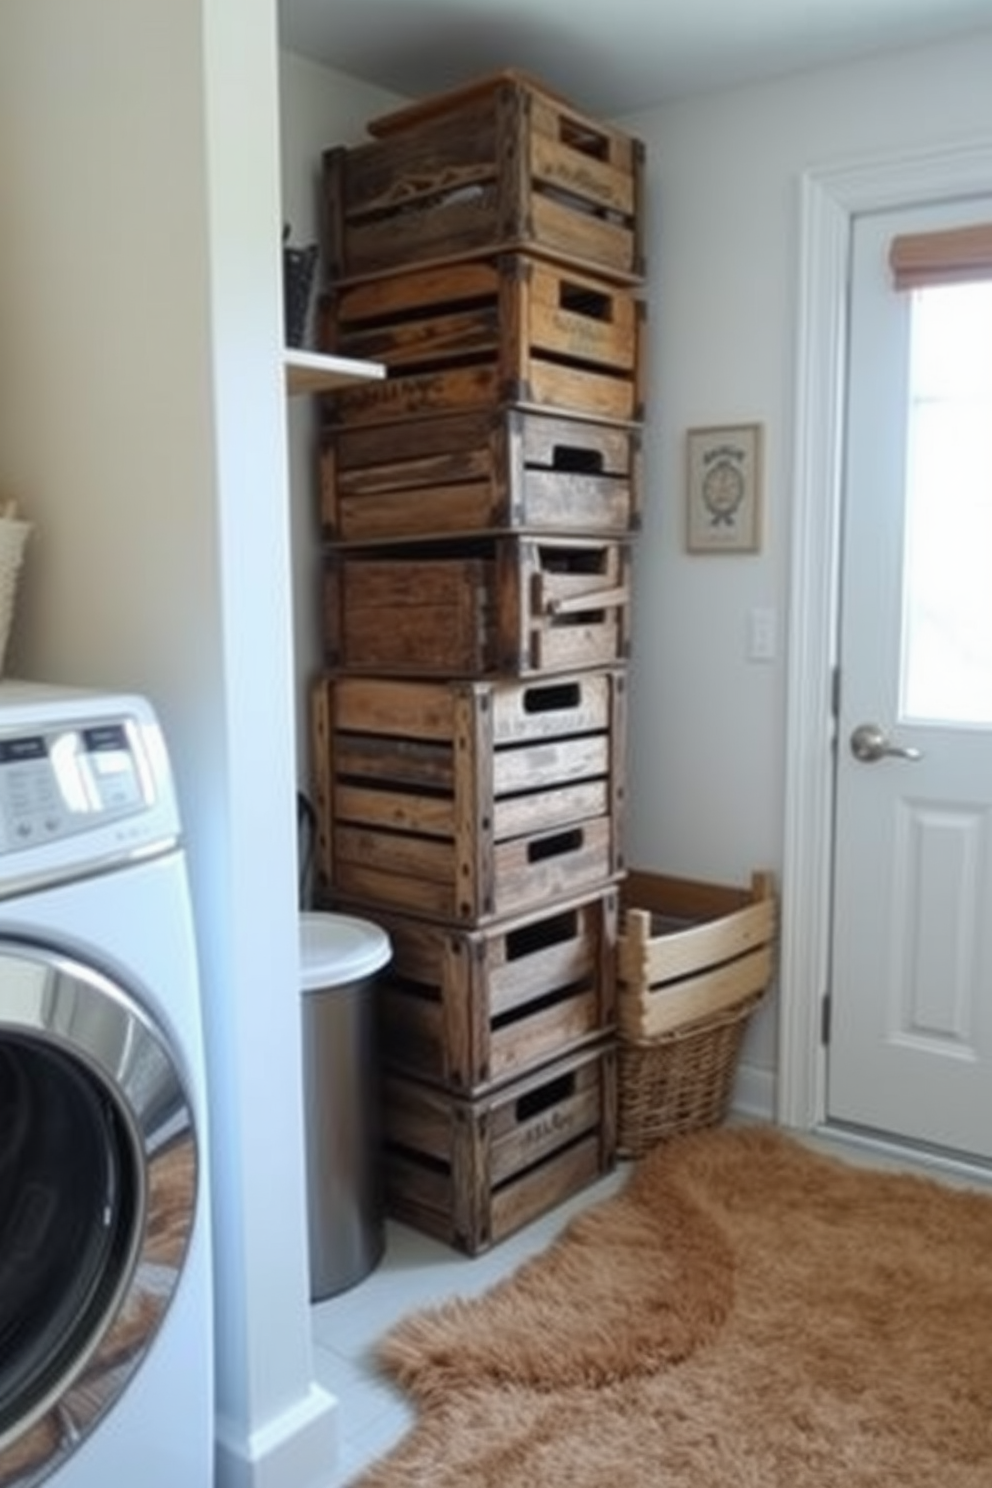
[685,422,763,553]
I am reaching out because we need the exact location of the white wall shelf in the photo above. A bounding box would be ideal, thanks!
[284,348,384,396]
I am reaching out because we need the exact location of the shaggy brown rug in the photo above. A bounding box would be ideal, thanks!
[355,1124,992,1487]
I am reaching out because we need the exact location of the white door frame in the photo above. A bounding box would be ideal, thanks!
[777,135,992,1131]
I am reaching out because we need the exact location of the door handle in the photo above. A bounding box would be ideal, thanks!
[849,722,924,763]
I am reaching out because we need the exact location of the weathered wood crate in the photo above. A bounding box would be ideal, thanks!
[317,253,645,429]
[322,534,632,678]
[616,870,778,1156]
[381,1038,617,1254]
[617,870,777,1039]
[310,671,626,924]
[329,887,617,1095]
[320,408,642,544]
[322,69,645,286]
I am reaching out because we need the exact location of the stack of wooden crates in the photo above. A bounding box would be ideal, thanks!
[310,71,647,1255]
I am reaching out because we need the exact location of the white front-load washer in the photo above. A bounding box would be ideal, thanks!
[0,681,213,1488]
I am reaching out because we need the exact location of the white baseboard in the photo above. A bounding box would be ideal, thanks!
[215,1382,338,1488]
[730,1058,776,1124]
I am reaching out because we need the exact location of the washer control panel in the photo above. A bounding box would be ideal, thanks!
[0,719,153,853]
[0,685,181,889]
[0,720,151,851]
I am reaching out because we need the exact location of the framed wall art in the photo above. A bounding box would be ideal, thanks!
[685,422,763,553]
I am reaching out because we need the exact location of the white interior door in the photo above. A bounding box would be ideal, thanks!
[828,197,992,1160]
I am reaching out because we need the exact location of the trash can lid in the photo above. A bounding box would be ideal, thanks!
[299,911,392,991]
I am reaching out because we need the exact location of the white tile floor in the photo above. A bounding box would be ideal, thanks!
[310,1162,630,1484]
[310,1124,992,1486]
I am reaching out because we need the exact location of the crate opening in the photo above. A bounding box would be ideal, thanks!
[557,116,610,162]
[491,978,590,1032]
[515,1070,576,1120]
[356,180,496,228]
[505,906,580,959]
[521,680,583,714]
[538,544,609,575]
[527,827,584,863]
[558,281,614,323]
[340,286,496,333]
[548,443,606,475]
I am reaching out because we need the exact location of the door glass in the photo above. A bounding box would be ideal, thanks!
[901,281,992,726]
[0,1037,135,1432]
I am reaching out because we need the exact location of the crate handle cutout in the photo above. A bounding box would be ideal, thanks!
[539,544,609,574]
[522,680,582,713]
[550,443,606,475]
[559,281,614,324]
[505,907,580,961]
[527,827,583,863]
[558,116,611,163]
[516,1070,577,1121]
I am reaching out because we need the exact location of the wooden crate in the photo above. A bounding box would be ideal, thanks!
[322,70,645,286]
[617,870,777,1039]
[317,254,645,430]
[321,408,642,544]
[382,1039,617,1254]
[331,887,618,1095]
[310,671,626,924]
[322,534,632,678]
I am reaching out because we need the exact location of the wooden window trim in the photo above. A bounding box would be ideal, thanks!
[890,223,992,290]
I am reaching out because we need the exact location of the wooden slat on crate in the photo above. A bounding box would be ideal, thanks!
[617,871,778,1039]
[322,534,632,678]
[323,71,644,285]
[334,887,617,1093]
[318,254,645,429]
[311,672,626,924]
[381,1039,617,1253]
[321,408,642,543]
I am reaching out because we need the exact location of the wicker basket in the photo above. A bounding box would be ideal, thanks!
[617,992,764,1157]
[616,870,777,1158]
[0,510,31,676]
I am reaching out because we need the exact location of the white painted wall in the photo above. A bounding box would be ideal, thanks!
[277,53,404,788]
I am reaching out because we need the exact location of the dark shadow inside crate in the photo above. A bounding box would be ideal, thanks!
[544,443,606,474]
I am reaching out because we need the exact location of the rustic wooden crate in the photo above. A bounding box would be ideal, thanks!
[310,671,626,924]
[328,887,617,1095]
[381,1038,617,1254]
[317,254,645,429]
[617,870,778,1039]
[322,70,645,286]
[321,408,642,544]
[322,534,632,678]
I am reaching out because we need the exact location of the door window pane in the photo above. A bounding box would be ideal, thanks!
[901,281,992,725]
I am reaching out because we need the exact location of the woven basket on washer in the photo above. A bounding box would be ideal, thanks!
[616,870,777,1158]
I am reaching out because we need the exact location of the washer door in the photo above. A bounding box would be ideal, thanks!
[0,942,198,1488]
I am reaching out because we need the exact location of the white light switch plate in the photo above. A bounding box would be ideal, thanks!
[747,607,778,662]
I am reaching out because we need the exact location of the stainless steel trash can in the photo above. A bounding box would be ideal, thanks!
[299,911,392,1300]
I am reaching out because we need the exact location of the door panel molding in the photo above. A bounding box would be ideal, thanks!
[778,134,992,1130]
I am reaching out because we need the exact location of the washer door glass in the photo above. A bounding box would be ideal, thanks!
[0,1038,135,1426]
[0,944,198,1488]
